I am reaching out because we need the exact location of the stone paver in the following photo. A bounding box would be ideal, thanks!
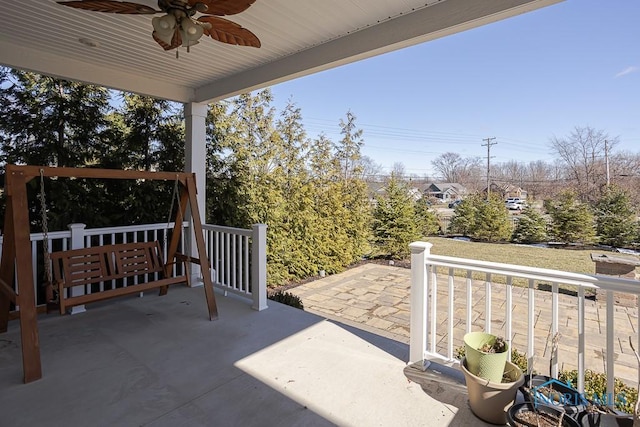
[288,262,640,386]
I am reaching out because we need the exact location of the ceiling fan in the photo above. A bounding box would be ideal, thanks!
[57,0,261,54]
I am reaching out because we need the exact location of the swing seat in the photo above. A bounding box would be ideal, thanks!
[51,241,188,315]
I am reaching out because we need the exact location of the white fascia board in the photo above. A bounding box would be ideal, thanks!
[195,0,563,103]
[0,39,194,103]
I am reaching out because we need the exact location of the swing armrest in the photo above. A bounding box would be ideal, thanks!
[175,253,207,266]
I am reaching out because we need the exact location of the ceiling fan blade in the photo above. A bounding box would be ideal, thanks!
[189,0,256,16]
[57,1,158,14]
[198,15,260,47]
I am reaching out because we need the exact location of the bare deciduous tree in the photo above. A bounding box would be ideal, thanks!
[549,126,618,201]
[431,152,482,189]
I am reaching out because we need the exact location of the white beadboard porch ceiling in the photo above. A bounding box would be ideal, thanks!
[0,0,562,103]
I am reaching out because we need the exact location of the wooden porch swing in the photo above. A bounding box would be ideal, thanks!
[0,165,218,383]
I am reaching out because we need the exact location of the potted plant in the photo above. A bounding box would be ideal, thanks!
[460,356,525,424]
[513,333,634,426]
[508,402,581,427]
[521,374,586,418]
[464,331,509,383]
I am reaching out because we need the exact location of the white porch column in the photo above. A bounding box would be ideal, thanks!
[184,102,208,286]
[409,241,432,368]
[68,223,86,314]
[251,224,268,311]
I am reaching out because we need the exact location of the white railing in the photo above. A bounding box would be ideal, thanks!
[203,223,267,311]
[1,222,267,312]
[409,241,640,403]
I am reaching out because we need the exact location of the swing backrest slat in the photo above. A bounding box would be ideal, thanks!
[50,241,187,315]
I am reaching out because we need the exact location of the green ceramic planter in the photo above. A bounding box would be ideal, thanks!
[464,331,509,383]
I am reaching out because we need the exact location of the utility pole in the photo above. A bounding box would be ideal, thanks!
[482,137,497,199]
[605,139,610,187]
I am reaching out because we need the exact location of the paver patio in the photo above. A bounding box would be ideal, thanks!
[288,263,640,385]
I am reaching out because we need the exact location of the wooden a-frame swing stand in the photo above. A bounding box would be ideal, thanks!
[0,165,219,383]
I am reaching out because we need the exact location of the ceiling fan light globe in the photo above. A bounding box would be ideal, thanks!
[180,17,204,41]
[153,30,176,46]
[180,36,200,48]
[152,14,176,33]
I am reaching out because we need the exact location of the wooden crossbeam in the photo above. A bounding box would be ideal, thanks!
[4,165,192,187]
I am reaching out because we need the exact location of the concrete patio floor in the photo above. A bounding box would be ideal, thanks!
[0,285,488,427]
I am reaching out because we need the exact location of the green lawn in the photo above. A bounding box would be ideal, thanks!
[424,236,639,278]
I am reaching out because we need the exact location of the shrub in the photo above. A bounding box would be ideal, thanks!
[450,193,512,242]
[414,198,441,238]
[594,186,638,247]
[471,193,512,242]
[268,290,304,309]
[559,369,637,414]
[371,176,422,259]
[511,207,548,243]
[546,190,596,244]
[449,197,476,236]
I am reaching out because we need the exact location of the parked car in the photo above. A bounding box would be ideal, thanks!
[505,197,524,204]
[505,200,525,210]
[448,200,462,209]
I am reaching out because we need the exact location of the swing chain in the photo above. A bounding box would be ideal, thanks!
[165,176,180,251]
[38,169,54,297]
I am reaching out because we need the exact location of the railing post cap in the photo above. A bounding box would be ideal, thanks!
[409,241,432,253]
[68,223,87,230]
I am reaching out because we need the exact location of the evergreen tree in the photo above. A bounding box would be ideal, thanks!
[227,90,294,284]
[307,134,348,274]
[546,190,596,244]
[205,100,247,226]
[334,111,372,263]
[116,93,182,171]
[449,196,478,236]
[102,93,184,226]
[0,70,186,229]
[511,207,548,243]
[0,68,110,168]
[372,175,421,258]
[0,68,113,230]
[594,186,638,247]
[414,197,441,238]
[273,100,316,279]
[471,193,512,242]
[449,194,511,242]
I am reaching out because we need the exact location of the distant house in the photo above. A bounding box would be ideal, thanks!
[407,187,422,201]
[424,182,467,203]
[484,182,528,200]
[367,181,426,205]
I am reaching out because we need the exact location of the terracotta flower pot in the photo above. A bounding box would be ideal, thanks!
[461,357,524,425]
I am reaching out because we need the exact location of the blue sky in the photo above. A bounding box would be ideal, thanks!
[269,0,639,178]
